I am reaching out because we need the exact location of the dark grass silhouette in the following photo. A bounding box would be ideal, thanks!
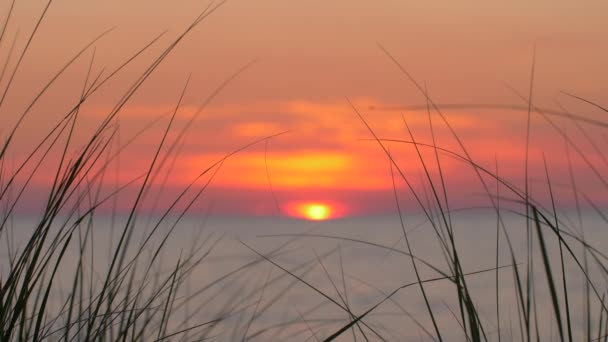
[1,1,608,341]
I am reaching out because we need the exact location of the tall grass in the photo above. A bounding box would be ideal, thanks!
[1,1,608,341]
[0,1,261,340]
[260,50,608,340]
[316,46,608,341]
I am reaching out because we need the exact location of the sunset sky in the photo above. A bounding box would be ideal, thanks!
[1,0,607,217]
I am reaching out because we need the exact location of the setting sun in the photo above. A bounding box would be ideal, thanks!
[305,204,331,220]
[285,201,341,221]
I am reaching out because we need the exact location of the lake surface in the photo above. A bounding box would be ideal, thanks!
[2,209,607,341]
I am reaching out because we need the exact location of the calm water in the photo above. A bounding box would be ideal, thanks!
[2,209,607,341]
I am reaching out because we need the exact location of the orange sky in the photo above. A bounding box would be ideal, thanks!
[1,0,607,217]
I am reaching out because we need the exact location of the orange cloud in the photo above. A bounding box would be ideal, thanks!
[182,150,392,190]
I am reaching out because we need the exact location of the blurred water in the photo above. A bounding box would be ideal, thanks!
[2,208,607,341]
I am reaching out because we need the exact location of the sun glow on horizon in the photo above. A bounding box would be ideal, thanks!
[304,204,330,220]
[286,201,340,221]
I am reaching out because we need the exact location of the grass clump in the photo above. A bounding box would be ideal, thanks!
[0,1,250,340]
